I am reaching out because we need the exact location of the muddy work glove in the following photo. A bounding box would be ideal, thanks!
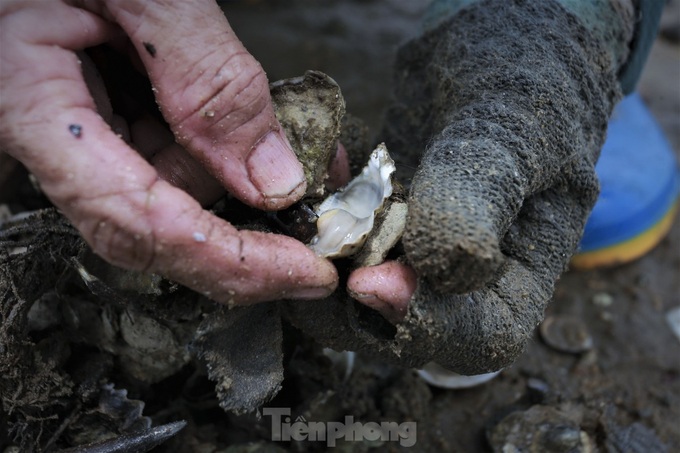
[286,0,643,374]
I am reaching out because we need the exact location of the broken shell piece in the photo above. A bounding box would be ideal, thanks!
[308,143,396,258]
[417,362,500,389]
[353,201,408,268]
[322,349,356,382]
[539,315,593,354]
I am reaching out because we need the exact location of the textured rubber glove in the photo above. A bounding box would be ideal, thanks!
[285,0,641,374]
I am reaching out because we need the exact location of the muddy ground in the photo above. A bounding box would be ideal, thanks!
[1,0,679,452]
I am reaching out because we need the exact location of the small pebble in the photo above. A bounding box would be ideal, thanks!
[542,425,581,451]
[488,405,589,452]
[600,311,613,322]
[526,378,550,403]
[604,420,668,453]
[539,315,594,354]
[0,204,11,224]
[592,291,613,307]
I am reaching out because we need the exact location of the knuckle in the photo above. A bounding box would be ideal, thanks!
[78,193,158,273]
[86,215,156,272]
[177,51,270,139]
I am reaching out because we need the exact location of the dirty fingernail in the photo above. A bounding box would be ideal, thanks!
[246,130,306,206]
[348,289,383,307]
[290,285,334,300]
[347,289,372,300]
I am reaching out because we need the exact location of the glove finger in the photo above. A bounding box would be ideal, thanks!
[500,161,599,283]
[399,165,598,374]
[396,0,619,294]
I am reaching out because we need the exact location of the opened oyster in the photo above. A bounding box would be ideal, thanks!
[272,71,405,262]
[309,143,396,258]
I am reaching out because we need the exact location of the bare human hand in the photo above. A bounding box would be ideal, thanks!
[0,0,338,304]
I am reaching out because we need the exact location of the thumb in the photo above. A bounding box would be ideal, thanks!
[100,0,305,210]
[404,136,517,293]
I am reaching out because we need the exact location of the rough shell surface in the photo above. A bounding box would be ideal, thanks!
[353,200,408,268]
[271,71,345,197]
[308,143,396,258]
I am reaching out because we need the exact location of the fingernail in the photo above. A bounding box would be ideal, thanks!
[290,285,334,300]
[347,288,373,300]
[246,130,306,206]
[347,288,382,306]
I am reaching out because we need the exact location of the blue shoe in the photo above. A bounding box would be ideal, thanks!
[571,93,680,269]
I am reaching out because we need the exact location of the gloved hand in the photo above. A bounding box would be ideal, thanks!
[285,0,638,374]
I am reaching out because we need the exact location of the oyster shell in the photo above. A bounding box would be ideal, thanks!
[353,200,408,267]
[309,143,396,258]
[271,71,345,197]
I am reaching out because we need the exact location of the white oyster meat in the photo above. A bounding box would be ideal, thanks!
[309,143,396,258]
